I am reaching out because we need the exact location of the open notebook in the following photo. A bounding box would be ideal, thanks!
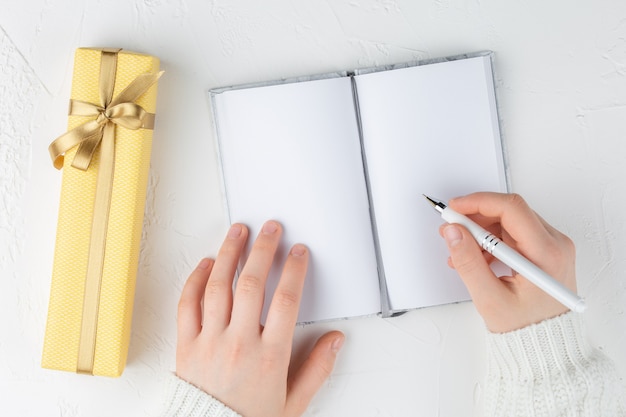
[210,52,507,323]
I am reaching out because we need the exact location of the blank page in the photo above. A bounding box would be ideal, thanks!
[212,77,381,323]
[355,56,506,311]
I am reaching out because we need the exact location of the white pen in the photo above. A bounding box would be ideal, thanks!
[423,195,587,313]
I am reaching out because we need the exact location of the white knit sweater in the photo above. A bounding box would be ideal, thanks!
[160,376,242,417]
[484,311,625,416]
[160,312,625,416]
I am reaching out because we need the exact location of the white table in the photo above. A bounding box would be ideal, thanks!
[1,1,624,415]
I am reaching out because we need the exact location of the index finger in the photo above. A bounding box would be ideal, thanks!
[262,244,309,347]
[448,192,552,247]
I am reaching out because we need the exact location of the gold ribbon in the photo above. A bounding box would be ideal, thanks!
[48,48,163,374]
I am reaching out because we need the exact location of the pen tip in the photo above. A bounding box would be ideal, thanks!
[422,194,447,212]
[422,194,436,206]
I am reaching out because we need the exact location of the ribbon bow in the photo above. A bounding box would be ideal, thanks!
[49,52,163,170]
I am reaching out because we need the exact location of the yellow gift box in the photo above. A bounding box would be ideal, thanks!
[42,48,162,377]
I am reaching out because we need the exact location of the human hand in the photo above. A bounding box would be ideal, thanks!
[175,221,345,417]
[439,192,576,333]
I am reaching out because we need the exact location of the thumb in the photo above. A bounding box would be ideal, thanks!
[285,331,344,416]
[442,224,506,305]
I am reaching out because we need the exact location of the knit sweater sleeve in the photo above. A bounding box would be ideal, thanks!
[159,373,243,417]
[484,311,626,417]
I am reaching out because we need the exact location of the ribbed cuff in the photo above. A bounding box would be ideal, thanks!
[483,311,624,416]
[485,311,593,382]
[160,373,243,417]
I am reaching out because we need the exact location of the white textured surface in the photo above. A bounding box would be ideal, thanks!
[1,1,625,415]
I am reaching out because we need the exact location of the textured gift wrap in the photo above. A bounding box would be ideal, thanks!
[42,48,162,377]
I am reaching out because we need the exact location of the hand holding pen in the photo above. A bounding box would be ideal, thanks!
[431,192,580,333]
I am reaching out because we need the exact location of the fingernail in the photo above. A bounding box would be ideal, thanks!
[198,258,212,270]
[331,335,345,353]
[443,225,463,247]
[262,221,279,234]
[291,244,306,257]
[228,224,242,238]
